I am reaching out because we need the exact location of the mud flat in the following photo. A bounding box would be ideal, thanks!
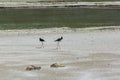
[0,26,120,80]
[0,2,120,8]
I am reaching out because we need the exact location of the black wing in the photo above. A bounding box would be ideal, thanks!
[55,36,63,41]
[39,38,45,42]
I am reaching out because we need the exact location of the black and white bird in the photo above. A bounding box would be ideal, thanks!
[55,36,63,49]
[39,38,45,48]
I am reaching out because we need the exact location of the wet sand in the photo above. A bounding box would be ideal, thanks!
[0,27,120,80]
[0,2,120,8]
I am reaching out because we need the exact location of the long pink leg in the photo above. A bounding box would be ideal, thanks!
[57,42,60,49]
[58,42,60,49]
[41,42,44,48]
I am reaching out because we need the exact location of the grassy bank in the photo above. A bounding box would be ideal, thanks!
[0,8,120,29]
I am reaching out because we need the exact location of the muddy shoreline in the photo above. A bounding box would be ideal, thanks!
[0,2,120,8]
[0,27,120,80]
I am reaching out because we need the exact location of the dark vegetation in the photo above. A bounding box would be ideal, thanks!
[0,8,120,29]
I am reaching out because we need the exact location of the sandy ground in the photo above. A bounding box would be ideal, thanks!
[0,2,120,7]
[0,27,120,80]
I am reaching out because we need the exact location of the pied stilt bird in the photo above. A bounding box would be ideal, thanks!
[55,36,63,49]
[39,38,45,48]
